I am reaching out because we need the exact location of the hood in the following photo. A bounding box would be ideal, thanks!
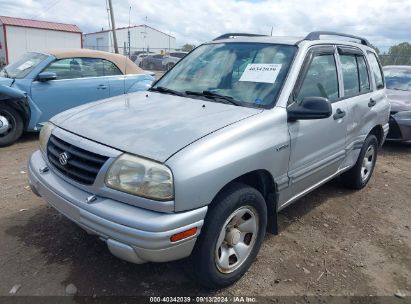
[52,91,262,162]
[386,89,411,112]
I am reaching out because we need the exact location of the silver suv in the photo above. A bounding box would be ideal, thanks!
[28,31,390,289]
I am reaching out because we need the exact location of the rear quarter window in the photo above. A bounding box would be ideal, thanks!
[368,52,384,89]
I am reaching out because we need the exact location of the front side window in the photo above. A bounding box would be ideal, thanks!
[368,53,384,89]
[44,58,84,80]
[296,54,339,102]
[154,43,297,108]
[340,54,360,98]
[44,57,121,79]
[0,52,48,79]
[383,67,411,91]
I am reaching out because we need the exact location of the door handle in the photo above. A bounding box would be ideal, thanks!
[368,98,377,107]
[333,108,346,120]
[97,84,107,90]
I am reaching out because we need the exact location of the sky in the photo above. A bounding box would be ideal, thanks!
[0,0,410,51]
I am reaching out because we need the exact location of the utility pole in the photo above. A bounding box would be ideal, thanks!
[107,0,119,53]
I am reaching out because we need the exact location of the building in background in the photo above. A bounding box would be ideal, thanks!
[83,25,176,57]
[0,15,82,65]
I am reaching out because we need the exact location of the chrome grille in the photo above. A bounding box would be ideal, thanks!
[47,134,108,185]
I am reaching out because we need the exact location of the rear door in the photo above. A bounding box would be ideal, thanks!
[336,47,374,168]
[281,45,348,206]
[31,57,109,123]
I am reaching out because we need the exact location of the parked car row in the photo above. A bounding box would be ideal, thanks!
[138,51,188,70]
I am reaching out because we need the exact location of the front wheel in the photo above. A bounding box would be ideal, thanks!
[189,183,267,289]
[341,134,378,189]
[0,105,24,147]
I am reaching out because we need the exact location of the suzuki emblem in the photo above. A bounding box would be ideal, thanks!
[58,152,69,166]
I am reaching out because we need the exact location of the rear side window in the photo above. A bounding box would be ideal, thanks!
[297,54,339,102]
[102,60,122,76]
[340,55,359,98]
[340,54,371,97]
[357,56,370,92]
[368,53,384,89]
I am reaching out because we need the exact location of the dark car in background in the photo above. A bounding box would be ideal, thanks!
[383,65,411,142]
[162,51,188,70]
[140,54,164,70]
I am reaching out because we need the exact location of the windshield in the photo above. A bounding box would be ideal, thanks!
[384,68,411,91]
[153,43,297,108]
[0,52,48,79]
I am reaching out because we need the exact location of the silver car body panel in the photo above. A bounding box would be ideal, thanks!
[29,150,207,263]
[51,91,262,162]
[29,36,390,264]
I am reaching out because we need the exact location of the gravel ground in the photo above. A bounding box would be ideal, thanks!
[0,122,410,298]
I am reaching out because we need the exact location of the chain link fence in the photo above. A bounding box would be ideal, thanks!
[83,45,177,62]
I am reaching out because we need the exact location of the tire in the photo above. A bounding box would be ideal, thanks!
[0,105,24,147]
[341,134,378,189]
[166,63,174,70]
[148,63,155,70]
[188,183,267,289]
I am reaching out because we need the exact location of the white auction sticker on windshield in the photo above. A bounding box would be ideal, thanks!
[16,60,34,71]
[239,64,282,84]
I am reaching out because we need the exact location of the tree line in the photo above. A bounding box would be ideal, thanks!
[372,42,411,66]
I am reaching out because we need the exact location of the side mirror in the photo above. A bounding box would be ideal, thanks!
[287,97,332,120]
[37,72,57,82]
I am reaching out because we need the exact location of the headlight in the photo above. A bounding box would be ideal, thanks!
[105,154,174,201]
[39,122,55,153]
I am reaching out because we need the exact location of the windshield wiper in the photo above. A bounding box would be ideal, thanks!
[185,90,241,106]
[149,86,185,96]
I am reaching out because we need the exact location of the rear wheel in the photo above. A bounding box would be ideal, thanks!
[189,183,267,289]
[166,63,174,70]
[0,105,24,147]
[148,63,155,70]
[341,134,378,189]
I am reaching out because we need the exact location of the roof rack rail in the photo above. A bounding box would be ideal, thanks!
[213,33,267,41]
[304,31,371,47]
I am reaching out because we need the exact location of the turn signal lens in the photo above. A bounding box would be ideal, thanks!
[170,227,198,242]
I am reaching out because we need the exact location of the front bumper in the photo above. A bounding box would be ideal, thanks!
[387,114,411,141]
[28,150,207,264]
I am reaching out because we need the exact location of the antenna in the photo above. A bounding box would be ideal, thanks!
[128,5,131,56]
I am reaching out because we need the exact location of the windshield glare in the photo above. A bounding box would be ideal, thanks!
[154,43,297,108]
[0,52,48,79]
[384,68,411,91]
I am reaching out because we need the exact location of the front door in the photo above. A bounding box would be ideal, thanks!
[280,46,348,207]
[31,57,110,125]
